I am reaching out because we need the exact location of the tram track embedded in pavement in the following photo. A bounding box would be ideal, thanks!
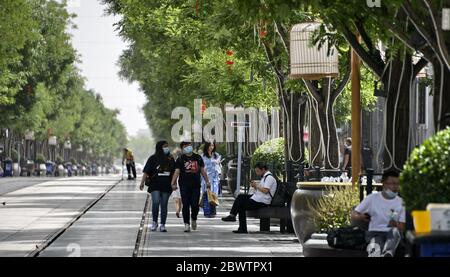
[26,179,123,257]
[133,192,151,257]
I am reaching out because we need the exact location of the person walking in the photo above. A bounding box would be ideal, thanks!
[140,141,175,232]
[122,148,137,180]
[200,142,222,217]
[171,141,211,233]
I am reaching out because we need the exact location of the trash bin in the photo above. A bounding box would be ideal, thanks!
[91,164,97,176]
[66,162,73,177]
[3,160,13,177]
[45,161,54,177]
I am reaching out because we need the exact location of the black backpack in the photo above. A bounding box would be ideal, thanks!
[264,174,290,207]
[326,227,367,250]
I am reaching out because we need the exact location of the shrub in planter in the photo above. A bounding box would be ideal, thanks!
[252,138,308,176]
[310,185,360,232]
[36,154,46,164]
[251,138,285,175]
[401,128,450,211]
[70,158,77,165]
[11,149,19,163]
[55,156,63,165]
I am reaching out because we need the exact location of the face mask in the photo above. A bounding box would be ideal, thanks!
[183,146,193,154]
[163,147,170,155]
[384,189,398,199]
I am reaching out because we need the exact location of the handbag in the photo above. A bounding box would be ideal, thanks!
[327,226,367,250]
[207,189,219,207]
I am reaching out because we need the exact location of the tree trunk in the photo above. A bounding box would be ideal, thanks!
[431,57,450,131]
[381,53,428,171]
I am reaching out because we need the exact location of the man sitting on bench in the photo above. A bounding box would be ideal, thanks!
[222,162,277,234]
[351,171,405,257]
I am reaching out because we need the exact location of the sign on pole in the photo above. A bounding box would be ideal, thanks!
[230,121,251,197]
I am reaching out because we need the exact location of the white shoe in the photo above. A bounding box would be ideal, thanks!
[160,224,167,232]
[192,220,197,231]
[151,221,158,232]
[184,224,191,233]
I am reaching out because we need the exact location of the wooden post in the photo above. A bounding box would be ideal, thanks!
[351,43,361,187]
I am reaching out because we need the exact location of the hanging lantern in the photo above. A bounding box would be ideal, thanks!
[290,22,339,80]
[25,130,35,141]
[49,136,57,146]
[64,140,72,150]
[201,99,207,114]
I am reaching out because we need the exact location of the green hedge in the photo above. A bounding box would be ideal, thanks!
[401,128,450,211]
[251,138,285,175]
[35,153,46,164]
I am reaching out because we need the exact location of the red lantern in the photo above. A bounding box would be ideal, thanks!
[226,60,234,66]
[226,50,234,56]
[201,99,207,114]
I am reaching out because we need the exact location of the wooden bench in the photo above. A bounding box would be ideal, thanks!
[247,206,294,233]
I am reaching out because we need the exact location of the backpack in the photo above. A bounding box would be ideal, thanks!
[326,226,367,250]
[264,174,289,207]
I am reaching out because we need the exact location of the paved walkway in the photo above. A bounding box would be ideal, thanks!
[0,176,302,257]
[139,193,302,257]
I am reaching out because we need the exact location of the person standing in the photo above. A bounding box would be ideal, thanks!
[171,141,211,233]
[342,138,352,172]
[140,141,175,232]
[122,148,137,180]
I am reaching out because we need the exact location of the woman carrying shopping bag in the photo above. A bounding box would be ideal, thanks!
[200,142,222,217]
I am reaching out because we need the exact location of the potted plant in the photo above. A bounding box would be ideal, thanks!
[55,155,65,177]
[35,153,46,176]
[70,158,78,176]
[11,149,19,176]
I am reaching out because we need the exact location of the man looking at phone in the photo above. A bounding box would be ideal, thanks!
[221,162,277,234]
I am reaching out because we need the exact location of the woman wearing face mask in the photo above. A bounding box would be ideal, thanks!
[140,141,175,232]
[171,141,211,233]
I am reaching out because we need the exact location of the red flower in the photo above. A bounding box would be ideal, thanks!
[259,30,268,38]
[226,60,234,65]
[226,50,234,56]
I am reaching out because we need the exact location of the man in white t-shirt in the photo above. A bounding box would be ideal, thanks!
[352,171,405,257]
[221,162,277,234]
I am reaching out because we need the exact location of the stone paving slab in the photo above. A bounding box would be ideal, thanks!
[140,193,303,257]
[39,180,147,257]
[0,176,122,257]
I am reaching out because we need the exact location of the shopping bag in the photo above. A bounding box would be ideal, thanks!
[207,189,219,207]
